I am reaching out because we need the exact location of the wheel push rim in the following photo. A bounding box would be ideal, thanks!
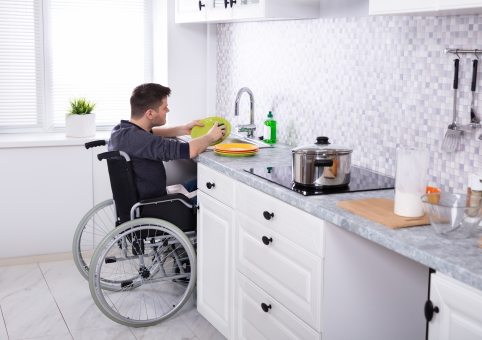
[89,219,197,327]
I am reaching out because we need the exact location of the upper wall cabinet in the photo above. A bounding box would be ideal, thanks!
[369,0,482,15]
[176,0,208,23]
[175,0,320,23]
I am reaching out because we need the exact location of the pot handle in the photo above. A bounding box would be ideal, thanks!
[314,159,334,167]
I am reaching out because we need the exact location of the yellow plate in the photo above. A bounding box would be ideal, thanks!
[214,150,257,157]
[214,148,259,154]
[214,143,258,152]
[191,117,231,146]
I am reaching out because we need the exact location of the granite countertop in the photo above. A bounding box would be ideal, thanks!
[197,143,482,291]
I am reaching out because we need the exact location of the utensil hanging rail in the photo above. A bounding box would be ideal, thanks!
[444,48,481,55]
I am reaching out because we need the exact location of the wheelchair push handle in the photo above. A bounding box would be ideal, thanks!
[85,140,106,149]
[98,151,119,161]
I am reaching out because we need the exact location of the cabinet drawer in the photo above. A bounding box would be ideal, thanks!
[198,164,236,209]
[234,271,321,340]
[236,181,324,257]
[235,213,323,332]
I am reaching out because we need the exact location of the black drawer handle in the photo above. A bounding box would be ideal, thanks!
[206,182,215,189]
[262,236,272,245]
[263,211,274,220]
[198,1,205,11]
[261,303,272,313]
[424,300,439,322]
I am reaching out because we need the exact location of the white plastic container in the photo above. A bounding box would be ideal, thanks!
[394,146,429,217]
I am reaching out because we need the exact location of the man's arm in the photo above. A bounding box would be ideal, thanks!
[153,120,204,138]
[188,122,225,158]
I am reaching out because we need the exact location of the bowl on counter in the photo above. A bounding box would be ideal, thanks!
[421,193,482,239]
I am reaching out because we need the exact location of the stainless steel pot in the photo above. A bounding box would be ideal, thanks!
[292,136,353,188]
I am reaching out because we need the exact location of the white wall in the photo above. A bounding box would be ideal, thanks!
[165,0,209,126]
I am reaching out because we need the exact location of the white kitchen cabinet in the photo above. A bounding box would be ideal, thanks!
[197,178,235,339]
[175,0,207,23]
[207,0,234,22]
[428,272,482,340]
[0,146,93,259]
[438,0,482,12]
[369,0,482,15]
[234,212,323,332]
[175,0,319,23]
[369,0,437,15]
[233,271,321,340]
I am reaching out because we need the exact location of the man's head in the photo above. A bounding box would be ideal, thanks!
[130,83,171,126]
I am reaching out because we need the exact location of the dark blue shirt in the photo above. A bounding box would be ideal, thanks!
[108,120,190,200]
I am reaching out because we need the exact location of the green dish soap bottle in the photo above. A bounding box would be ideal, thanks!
[263,111,276,144]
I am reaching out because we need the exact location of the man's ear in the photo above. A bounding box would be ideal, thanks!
[145,109,155,120]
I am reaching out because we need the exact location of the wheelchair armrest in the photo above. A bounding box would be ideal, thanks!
[140,193,191,205]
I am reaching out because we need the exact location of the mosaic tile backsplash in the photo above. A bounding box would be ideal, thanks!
[216,14,482,193]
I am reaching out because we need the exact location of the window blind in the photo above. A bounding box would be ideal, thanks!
[49,0,152,130]
[0,0,44,130]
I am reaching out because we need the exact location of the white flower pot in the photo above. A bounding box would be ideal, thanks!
[66,113,96,137]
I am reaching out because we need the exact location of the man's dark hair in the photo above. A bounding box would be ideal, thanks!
[130,83,171,119]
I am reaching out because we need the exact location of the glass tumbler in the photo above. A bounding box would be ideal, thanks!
[394,147,429,217]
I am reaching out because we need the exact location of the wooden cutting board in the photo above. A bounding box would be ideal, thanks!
[337,198,430,229]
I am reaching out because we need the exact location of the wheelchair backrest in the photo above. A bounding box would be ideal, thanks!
[103,153,139,224]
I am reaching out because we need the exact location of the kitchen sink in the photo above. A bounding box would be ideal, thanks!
[177,133,274,148]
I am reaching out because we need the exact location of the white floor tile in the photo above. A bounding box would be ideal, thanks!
[22,333,73,340]
[52,288,121,332]
[177,297,226,340]
[39,261,86,294]
[0,264,45,302]
[71,326,135,340]
[39,260,120,332]
[0,264,70,340]
[129,315,196,340]
[0,307,8,340]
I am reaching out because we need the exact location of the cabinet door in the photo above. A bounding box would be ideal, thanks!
[428,273,482,340]
[232,0,265,20]
[197,191,234,339]
[439,0,482,10]
[175,0,207,23]
[207,0,233,22]
[369,0,437,14]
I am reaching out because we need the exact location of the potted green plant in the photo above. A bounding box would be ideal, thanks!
[65,97,96,137]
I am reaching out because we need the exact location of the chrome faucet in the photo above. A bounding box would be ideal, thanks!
[234,87,256,138]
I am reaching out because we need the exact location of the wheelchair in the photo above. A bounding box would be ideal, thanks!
[72,140,198,327]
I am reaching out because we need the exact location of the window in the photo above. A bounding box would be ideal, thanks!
[0,0,154,132]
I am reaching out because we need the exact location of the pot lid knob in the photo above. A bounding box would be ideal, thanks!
[315,136,330,145]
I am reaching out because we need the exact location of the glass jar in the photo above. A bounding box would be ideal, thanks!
[394,147,429,217]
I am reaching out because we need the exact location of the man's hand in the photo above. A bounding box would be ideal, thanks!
[206,121,226,144]
[188,121,226,158]
[181,120,205,136]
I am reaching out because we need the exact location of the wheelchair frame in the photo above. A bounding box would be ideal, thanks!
[72,140,198,327]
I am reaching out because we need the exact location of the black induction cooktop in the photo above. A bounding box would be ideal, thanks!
[243,165,395,196]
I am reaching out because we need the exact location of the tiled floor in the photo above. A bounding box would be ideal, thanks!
[0,260,226,340]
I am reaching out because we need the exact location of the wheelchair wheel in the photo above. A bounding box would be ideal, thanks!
[89,218,197,327]
[72,199,116,280]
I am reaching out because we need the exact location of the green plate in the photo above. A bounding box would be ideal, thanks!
[214,150,257,157]
[191,117,231,146]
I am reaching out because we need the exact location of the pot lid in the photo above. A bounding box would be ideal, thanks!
[292,136,354,155]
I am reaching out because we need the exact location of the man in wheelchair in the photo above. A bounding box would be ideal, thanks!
[109,82,225,205]
[73,83,225,327]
